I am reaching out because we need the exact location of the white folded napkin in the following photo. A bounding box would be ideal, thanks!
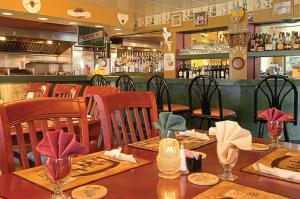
[178,129,209,140]
[256,163,300,181]
[210,121,252,164]
[104,148,137,164]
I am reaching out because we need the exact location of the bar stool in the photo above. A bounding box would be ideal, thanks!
[90,74,110,86]
[25,82,52,99]
[189,75,236,129]
[254,75,298,142]
[147,75,189,114]
[116,75,136,91]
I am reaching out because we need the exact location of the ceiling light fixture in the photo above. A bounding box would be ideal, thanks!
[2,12,13,16]
[95,25,103,28]
[116,33,123,35]
[114,28,122,31]
[69,22,78,25]
[37,17,48,21]
[0,36,6,41]
[46,40,53,44]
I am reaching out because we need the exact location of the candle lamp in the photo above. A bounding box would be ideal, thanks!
[157,138,180,179]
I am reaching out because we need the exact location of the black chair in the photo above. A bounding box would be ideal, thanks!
[116,75,136,91]
[90,74,110,86]
[189,75,236,129]
[147,75,189,114]
[254,75,298,142]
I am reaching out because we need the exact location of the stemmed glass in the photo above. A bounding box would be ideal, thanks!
[45,156,72,199]
[217,144,239,181]
[267,121,283,148]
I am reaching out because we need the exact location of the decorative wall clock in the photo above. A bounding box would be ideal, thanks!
[232,57,245,70]
[22,0,41,13]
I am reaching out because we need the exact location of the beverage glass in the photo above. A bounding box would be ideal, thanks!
[267,121,283,148]
[217,144,239,181]
[45,156,72,199]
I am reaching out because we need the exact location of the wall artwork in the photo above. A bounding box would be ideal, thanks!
[194,12,207,26]
[170,12,183,27]
[272,0,294,17]
[164,53,175,71]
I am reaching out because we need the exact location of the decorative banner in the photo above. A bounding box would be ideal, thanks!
[164,53,175,71]
[78,26,104,46]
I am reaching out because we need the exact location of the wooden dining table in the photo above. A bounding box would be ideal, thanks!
[0,137,299,199]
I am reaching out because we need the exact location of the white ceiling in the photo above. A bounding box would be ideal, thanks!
[72,0,232,17]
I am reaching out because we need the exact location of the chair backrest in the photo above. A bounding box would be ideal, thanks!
[90,74,110,86]
[188,75,223,119]
[25,82,52,99]
[96,92,159,150]
[147,75,171,112]
[83,86,120,119]
[52,84,82,98]
[116,75,136,91]
[254,75,298,124]
[0,98,89,174]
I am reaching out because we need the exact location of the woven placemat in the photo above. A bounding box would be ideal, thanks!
[128,135,216,152]
[243,147,300,184]
[14,151,150,191]
[192,181,288,199]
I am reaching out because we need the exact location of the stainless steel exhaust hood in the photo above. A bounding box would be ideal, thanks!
[0,25,77,55]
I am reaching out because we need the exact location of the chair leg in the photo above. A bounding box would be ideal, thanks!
[198,119,203,129]
[283,123,290,142]
[207,119,212,129]
[258,122,263,138]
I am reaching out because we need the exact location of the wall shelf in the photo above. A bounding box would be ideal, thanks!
[248,50,300,57]
[177,53,229,60]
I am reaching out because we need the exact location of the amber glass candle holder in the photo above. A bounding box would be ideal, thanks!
[157,138,180,179]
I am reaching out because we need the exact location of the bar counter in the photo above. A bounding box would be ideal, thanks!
[1,75,299,140]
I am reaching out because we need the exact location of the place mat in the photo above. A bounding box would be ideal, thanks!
[128,135,216,152]
[243,147,300,184]
[192,181,288,199]
[14,151,150,192]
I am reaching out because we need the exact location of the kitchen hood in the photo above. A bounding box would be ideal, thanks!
[0,24,77,55]
[0,38,75,55]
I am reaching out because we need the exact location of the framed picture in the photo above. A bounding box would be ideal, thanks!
[272,0,294,17]
[194,12,207,26]
[170,12,182,27]
[163,53,175,71]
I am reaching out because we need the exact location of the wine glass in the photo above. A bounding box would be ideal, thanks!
[217,144,239,181]
[267,121,283,148]
[45,156,72,199]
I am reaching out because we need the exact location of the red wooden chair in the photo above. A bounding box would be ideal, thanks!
[52,84,82,98]
[83,86,120,151]
[96,92,159,150]
[0,98,89,174]
[25,82,52,99]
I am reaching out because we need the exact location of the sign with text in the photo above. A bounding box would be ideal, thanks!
[164,53,175,71]
[78,26,104,46]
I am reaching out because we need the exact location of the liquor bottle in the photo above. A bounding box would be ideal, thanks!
[284,32,292,50]
[265,34,273,51]
[272,33,277,51]
[257,33,264,51]
[250,34,256,51]
[277,32,284,50]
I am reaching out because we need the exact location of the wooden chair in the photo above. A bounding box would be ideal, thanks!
[25,82,52,99]
[189,75,236,129]
[83,86,120,151]
[96,92,159,150]
[90,74,110,86]
[52,84,82,98]
[0,98,89,174]
[254,75,298,142]
[116,75,136,91]
[147,75,189,114]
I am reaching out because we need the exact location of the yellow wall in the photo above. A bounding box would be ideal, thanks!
[0,0,134,32]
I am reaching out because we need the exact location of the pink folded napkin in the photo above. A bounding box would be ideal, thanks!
[36,130,88,181]
[258,107,290,122]
[36,130,88,158]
